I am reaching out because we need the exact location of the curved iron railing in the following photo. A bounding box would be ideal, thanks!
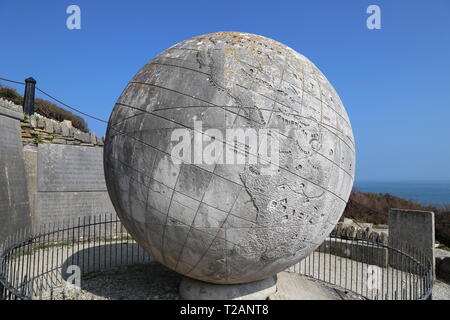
[0,214,433,300]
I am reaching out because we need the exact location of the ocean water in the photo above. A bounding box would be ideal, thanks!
[354,181,450,207]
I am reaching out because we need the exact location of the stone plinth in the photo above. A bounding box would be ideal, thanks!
[179,275,277,300]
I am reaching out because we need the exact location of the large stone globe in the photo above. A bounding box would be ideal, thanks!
[104,32,355,284]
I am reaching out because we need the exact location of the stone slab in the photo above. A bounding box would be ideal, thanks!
[317,238,388,268]
[37,144,107,192]
[0,105,23,121]
[179,275,277,300]
[0,114,31,242]
[389,209,435,277]
[23,145,38,230]
[35,191,115,225]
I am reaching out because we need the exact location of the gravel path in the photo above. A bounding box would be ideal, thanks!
[38,262,181,300]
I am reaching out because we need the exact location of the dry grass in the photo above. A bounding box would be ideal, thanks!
[344,189,450,247]
[0,85,89,132]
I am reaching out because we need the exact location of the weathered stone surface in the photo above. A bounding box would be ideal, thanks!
[35,191,114,225]
[0,103,24,121]
[269,272,342,300]
[89,132,97,145]
[0,98,22,114]
[179,275,277,300]
[23,145,38,230]
[30,115,38,128]
[104,32,356,284]
[38,144,107,192]
[63,120,73,128]
[0,107,31,242]
[34,144,116,224]
[52,138,67,144]
[317,238,388,268]
[44,119,54,133]
[389,209,435,277]
[37,117,46,129]
[61,123,71,137]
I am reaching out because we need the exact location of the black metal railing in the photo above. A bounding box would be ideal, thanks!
[288,231,433,300]
[0,214,433,300]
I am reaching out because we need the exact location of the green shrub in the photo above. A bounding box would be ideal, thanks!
[32,134,43,144]
[0,85,89,132]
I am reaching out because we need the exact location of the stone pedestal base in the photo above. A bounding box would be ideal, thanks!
[179,276,277,300]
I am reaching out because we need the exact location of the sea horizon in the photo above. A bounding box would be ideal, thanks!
[354,180,450,207]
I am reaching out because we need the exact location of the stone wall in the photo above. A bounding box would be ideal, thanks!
[33,144,115,226]
[333,219,388,244]
[20,114,104,147]
[0,99,115,237]
[0,104,31,243]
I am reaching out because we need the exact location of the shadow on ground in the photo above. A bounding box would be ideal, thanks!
[60,243,181,300]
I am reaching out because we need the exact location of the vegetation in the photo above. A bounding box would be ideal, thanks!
[345,189,450,247]
[32,134,43,144]
[0,85,89,132]
[0,85,23,105]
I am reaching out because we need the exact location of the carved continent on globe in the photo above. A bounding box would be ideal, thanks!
[104,32,355,284]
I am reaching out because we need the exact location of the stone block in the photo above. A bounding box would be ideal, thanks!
[30,115,38,128]
[35,191,115,226]
[37,144,107,192]
[317,238,388,268]
[0,104,23,121]
[0,113,31,243]
[74,130,83,141]
[52,138,66,144]
[63,120,73,128]
[61,123,70,137]
[389,209,435,277]
[81,132,91,143]
[53,123,62,135]
[89,133,97,145]
[44,119,54,133]
[37,117,46,129]
[179,275,277,300]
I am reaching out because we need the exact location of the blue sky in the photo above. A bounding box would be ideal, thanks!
[1,0,449,182]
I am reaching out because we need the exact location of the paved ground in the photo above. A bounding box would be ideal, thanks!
[288,251,428,300]
[270,272,363,300]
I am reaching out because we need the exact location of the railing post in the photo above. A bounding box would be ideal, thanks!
[0,280,5,300]
[23,77,36,116]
